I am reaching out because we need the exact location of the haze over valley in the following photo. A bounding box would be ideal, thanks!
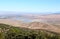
[0,12,60,33]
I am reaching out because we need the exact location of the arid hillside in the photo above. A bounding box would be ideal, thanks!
[27,22,60,33]
[0,19,60,34]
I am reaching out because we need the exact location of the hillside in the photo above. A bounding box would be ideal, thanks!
[0,23,60,39]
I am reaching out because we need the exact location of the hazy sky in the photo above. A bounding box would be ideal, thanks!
[0,0,60,13]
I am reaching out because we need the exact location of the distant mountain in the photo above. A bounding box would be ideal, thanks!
[53,13,60,15]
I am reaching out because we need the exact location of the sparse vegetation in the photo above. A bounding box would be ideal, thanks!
[0,23,60,39]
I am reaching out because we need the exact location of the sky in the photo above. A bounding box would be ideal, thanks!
[0,0,60,14]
